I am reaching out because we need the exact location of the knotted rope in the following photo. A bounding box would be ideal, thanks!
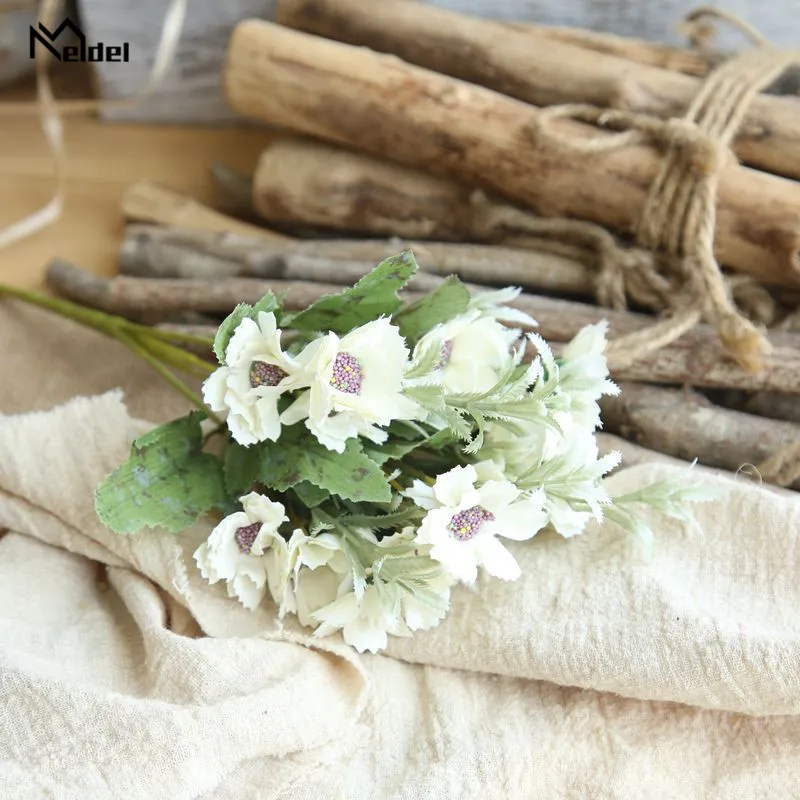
[527,6,800,374]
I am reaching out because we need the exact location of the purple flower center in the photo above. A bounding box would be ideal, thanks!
[447,505,495,541]
[434,339,454,370]
[330,351,363,394]
[234,523,262,553]
[250,360,287,388]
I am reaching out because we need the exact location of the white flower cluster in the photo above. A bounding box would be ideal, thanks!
[203,313,419,453]
[194,290,632,652]
[195,492,450,652]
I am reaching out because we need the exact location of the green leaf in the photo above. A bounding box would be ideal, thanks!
[284,252,418,334]
[292,480,330,508]
[364,427,457,466]
[213,292,280,363]
[395,275,471,342]
[339,506,421,529]
[95,412,226,534]
[223,440,262,495]
[259,435,391,503]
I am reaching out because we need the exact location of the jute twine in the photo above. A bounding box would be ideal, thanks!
[523,6,800,488]
[526,6,800,375]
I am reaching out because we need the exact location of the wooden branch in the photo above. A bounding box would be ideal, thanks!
[224,21,800,287]
[209,163,259,220]
[522,293,800,394]
[512,24,720,78]
[119,225,274,280]
[46,259,345,316]
[121,180,292,243]
[119,225,595,296]
[600,382,800,489]
[276,0,800,181]
[710,390,800,424]
[252,137,487,240]
[49,258,800,395]
[251,137,622,265]
[596,432,735,481]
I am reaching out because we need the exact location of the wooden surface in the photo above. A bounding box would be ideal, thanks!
[0,110,269,289]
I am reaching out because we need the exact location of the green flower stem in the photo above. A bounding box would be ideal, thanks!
[117,330,221,422]
[134,325,216,349]
[0,283,130,335]
[132,333,215,378]
[0,283,218,416]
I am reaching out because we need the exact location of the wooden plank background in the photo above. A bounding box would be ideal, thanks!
[76,0,799,123]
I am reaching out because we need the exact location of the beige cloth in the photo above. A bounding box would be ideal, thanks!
[1,300,800,798]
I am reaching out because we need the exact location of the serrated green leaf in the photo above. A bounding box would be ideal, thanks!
[292,480,330,508]
[404,383,446,412]
[259,435,391,503]
[95,412,226,534]
[395,275,470,342]
[284,252,418,334]
[213,292,280,363]
[223,440,262,495]
[339,506,421,529]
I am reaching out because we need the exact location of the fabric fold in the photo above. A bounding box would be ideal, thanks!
[1,389,800,797]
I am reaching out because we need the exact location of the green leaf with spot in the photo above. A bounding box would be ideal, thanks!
[395,275,470,343]
[95,412,226,534]
[213,292,281,363]
[258,434,390,503]
[284,252,418,334]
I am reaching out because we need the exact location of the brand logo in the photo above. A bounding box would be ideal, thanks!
[29,17,130,62]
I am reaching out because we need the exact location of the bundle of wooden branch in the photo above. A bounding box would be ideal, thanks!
[43,0,800,490]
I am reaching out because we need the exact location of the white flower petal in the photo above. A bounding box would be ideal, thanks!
[405,480,438,511]
[491,502,549,541]
[472,536,521,581]
[432,464,478,507]
[227,572,266,610]
[476,479,520,511]
[306,412,360,453]
[202,368,229,412]
[225,317,260,366]
[429,538,479,584]
[280,391,311,426]
[295,566,346,628]
[342,618,389,654]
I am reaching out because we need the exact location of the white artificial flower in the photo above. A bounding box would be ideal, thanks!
[414,308,522,395]
[557,321,620,430]
[480,418,555,480]
[280,531,352,627]
[281,318,420,453]
[313,581,410,653]
[406,464,548,584]
[375,527,454,632]
[468,286,538,328]
[536,432,621,538]
[307,528,453,653]
[193,492,288,610]
[202,311,301,446]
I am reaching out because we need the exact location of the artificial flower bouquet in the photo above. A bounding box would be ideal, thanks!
[94,252,714,653]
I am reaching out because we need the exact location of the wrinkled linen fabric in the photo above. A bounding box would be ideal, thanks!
[1,300,799,798]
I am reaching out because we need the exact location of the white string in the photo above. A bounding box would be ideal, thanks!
[0,0,188,251]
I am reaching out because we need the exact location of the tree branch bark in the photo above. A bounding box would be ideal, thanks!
[600,382,800,489]
[276,0,800,181]
[224,20,800,287]
[48,258,800,395]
